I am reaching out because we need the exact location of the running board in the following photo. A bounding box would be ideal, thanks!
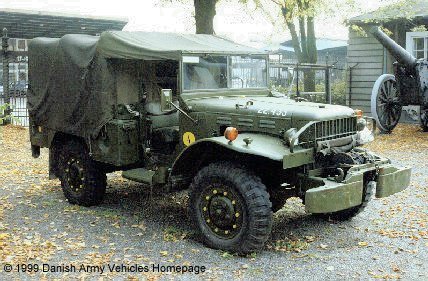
[122,168,155,185]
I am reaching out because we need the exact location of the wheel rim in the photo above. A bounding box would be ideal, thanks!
[200,183,244,239]
[64,157,85,194]
[371,75,402,132]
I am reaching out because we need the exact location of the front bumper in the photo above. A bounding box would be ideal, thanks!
[304,159,411,214]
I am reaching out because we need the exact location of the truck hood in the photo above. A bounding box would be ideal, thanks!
[187,96,355,121]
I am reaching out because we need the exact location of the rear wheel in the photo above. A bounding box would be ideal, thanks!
[59,139,106,206]
[189,162,272,254]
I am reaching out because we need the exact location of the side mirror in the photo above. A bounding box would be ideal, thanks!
[160,89,173,112]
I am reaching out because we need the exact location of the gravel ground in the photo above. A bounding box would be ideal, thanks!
[0,124,427,280]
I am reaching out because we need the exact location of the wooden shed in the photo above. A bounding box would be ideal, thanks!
[347,0,428,120]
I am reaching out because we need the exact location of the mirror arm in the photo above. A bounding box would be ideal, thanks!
[169,101,198,125]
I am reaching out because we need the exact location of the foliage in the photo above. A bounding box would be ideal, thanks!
[271,237,309,252]
[358,0,421,24]
[411,25,427,32]
[163,226,189,242]
[0,103,19,125]
[350,0,424,35]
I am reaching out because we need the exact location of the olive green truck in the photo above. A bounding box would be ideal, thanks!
[28,31,411,254]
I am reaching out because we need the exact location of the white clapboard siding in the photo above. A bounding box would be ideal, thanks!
[347,29,385,115]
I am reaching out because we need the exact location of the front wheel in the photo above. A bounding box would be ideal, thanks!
[189,162,272,254]
[59,139,107,206]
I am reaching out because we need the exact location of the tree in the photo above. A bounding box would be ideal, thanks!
[269,0,318,91]
[194,0,219,34]
[164,0,219,34]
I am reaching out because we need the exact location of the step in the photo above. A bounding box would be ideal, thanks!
[122,168,155,185]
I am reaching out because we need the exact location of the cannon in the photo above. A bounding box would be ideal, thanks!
[367,26,428,132]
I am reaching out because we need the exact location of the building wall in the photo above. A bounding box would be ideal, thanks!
[346,29,386,115]
[0,37,29,85]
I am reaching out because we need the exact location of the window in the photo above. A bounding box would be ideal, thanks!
[17,39,26,51]
[183,56,227,90]
[406,32,428,60]
[230,56,267,89]
[182,55,267,90]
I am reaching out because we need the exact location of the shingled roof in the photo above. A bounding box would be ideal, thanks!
[349,0,428,24]
[0,8,127,39]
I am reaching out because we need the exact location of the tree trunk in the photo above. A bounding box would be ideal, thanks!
[280,3,317,92]
[303,16,317,92]
[194,0,217,34]
[282,7,302,61]
[306,17,317,64]
[303,69,315,92]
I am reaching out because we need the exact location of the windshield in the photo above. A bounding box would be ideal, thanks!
[183,55,267,91]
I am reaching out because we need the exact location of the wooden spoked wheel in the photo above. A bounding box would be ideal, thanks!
[371,74,402,133]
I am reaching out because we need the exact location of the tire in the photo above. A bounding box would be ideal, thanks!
[315,180,375,221]
[189,162,272,254]
[59,139,106,206]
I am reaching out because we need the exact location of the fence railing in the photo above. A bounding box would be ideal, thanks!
[0,95,29,126]
[269,61,347,105]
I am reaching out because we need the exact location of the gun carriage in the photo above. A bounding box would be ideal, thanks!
[368,26,428,132]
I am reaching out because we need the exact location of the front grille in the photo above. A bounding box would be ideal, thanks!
[300,117,357,147]
[314,117,357,141]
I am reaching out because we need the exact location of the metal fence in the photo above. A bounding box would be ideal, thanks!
[0,94,29,126]
[269,54,347,105]
[1,31,30,127]
[1,53,29,126]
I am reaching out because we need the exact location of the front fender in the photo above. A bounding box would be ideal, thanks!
[170,133,314,179]
[201,133,289,161]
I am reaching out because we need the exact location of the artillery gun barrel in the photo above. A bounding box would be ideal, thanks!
[367,26,417,67]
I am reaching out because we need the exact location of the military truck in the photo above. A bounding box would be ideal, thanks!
[28,31,411,254]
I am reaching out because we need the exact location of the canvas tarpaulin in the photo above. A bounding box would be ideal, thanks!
[96,31,265,60]
[28,34,115,138]
[27,31,265,138]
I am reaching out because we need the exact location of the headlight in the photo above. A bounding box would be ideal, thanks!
[366,118,375,132]
[357,118,367,131]
[284,128,299,146]
[357,118,375,145]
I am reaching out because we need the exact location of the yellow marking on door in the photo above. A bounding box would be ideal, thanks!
[183,132,196,146]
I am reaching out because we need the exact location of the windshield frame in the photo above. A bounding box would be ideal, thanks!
[180,53,269,95]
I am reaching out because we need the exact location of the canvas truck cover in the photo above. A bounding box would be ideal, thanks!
[28,31,265,138]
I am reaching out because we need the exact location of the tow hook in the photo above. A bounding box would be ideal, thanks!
[334,168,345,182]
[374,164,380,181]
